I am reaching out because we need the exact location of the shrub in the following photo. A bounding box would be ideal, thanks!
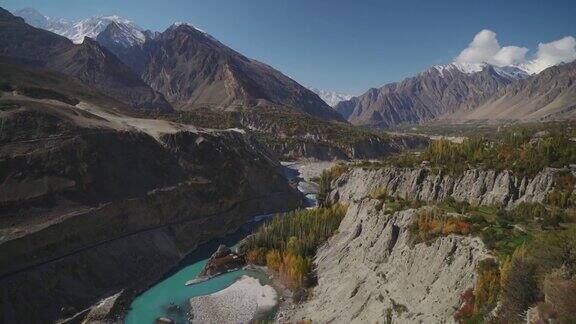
[265,249,282,271]
[474,259,500,313]
[409,207,471,243]
[454,288,475,322]
[246,248,266,265]
[497,248,541,323]
[542,268,576,323]
[317,164,348,207]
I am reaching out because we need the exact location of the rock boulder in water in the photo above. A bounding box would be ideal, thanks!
[197,245,244,278]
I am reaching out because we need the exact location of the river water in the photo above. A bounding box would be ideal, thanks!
[124,223,271,324]
[125,162,325,324]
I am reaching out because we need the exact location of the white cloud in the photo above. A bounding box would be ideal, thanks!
[455,29,528,67]
[493,46,529,66]
[455,29,576,74]
[522,36,576,73]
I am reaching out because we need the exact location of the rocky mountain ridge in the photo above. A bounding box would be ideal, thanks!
[14,7,345,121]
[124,23,343,120]
[309,87,353,107]
[444,61,576,122]
[335,64,520,128]
[336,60,576,128]
[14,7,145,45]
[0,8,173,112]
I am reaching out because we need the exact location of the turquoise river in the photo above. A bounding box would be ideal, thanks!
[125,164,315,324]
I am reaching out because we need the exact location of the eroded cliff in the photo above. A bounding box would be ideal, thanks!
[284,166,561,323]
[285,200,489,323]
[0,87,301,323]
[330,167,556,207]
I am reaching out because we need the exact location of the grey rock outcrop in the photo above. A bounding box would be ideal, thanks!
[330,167,557,207]
[285,199,489,323]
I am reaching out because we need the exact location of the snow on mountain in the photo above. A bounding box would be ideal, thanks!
[309,88,353,107]
[13,8,144,45]
[64,15,143,45]
[14,8,70,34]
[492,65,530,79]
[98,21,146,48]
[430,62,529,79]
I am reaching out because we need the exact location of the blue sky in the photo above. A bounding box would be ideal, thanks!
[2,0,575,94]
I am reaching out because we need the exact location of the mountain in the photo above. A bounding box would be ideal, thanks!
[309,88,353,107]
[12,7,70,35]
[0,8,172,112]
[334,63,528,128]
[114,23,344,121]
[14,7,144,45]
[12,8,343,121]
[95,21,159,75]
[445,61,576,122]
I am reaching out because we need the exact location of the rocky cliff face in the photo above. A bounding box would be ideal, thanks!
[235,107,429,161]
[266,135,429,161]
[330,167,556,207]
[285,166,560,322]
[285,199,489,323]
[0,73,301,323]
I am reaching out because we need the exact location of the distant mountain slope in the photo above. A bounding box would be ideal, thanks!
[121,23,343,121]
[309,88,353,107]
[0,7,172,112]
[446,61,576,122]
[335,63,525,127]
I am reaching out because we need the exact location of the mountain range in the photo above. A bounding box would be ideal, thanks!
[12,8,343,121]
[335,61,576,127]
[309,88,353,107]
[13,8,146,45]
[9,7,576,126]
[0,8,173,112]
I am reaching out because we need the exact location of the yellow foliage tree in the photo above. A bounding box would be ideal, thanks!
[266,249,282,271]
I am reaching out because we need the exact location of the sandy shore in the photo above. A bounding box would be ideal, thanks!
[189,275,277,323]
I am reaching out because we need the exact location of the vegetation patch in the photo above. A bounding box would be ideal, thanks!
[355,122,576,178]
[317,163,349,207]
[242,205,347,292]
[369,187,423,213]
[408,206,471,244]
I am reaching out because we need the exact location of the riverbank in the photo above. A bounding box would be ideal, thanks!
[189,275,277,323]
[123,160,334,323]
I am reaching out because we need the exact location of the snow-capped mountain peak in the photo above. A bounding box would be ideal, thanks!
[492,65,530,79]
[59,15,143,44]
[431,62,488,76]
[98,21,146,47]
[429,62,529,79]
[309,88,353,107]
[13,8,144,45]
